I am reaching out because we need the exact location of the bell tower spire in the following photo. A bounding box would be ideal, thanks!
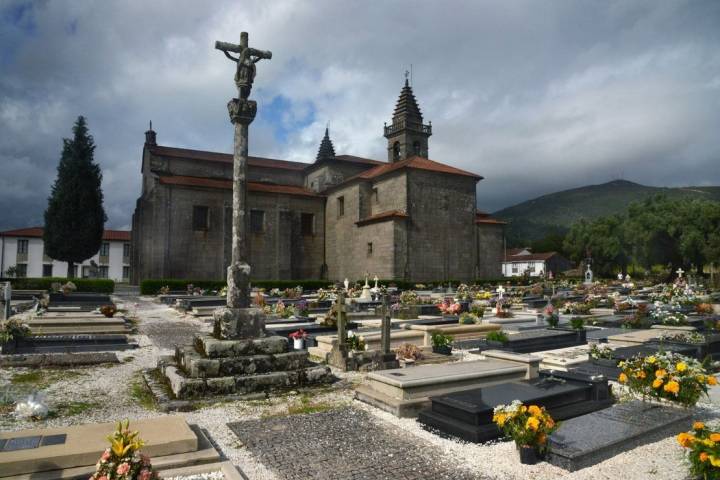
[383,75,431,162]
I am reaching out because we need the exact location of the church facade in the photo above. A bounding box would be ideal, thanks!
[130,81,505,284]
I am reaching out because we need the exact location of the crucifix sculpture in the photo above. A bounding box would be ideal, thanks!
[213,32,272,339]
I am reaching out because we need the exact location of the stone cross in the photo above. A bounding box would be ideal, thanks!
[215,32,272,310]
[380,294,392,355]
[333,292,348,345]
[496,285,505,300]
[373,276,379,289]
[1,282,11,321]
[676,268,685,279]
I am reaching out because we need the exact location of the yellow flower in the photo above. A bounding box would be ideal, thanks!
[677,432,695,447]
[664,380,680,395]
[710,455,720,467]
[493,413,506,427]
[655,369,667,379]
[652,378,663,389]
[676,362,688,373]
[710,433,720,442]
[704,439,716,448]
[646,356,656,364]
[635,370,646,379]
[708,376,718,386]
[526,417,540,432]
[528,405,542,417]
[520,405,527,413]
[697,375,706,383]
[693,422,705,430]
[700,452,709,462]
[537,433,547,445]
[618,373,628,383]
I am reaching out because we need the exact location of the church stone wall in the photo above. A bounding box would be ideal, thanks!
[249,166,304,186]
[324,183,360,281]
[406,170,478,282]
[477,223,504,279]
[371,173,407,215]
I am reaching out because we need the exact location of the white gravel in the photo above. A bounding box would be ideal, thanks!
[2,296,718,480]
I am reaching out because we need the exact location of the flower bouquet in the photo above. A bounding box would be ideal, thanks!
[437,299,461,316]
[618,352,716,407]
[677,421,720,480]
[289,329,308,349]
[90,420,158,480]
[100,305,117,318]
[493,401,559,465]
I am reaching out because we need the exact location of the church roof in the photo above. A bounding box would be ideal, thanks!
[148,145,308,171]
[0,227,130,241]
[392,79,424,123]
[357,156,483,181]
[475,212,507,225]
[157,175,323,197]
[315,128,336,162]
[356,210,408,226]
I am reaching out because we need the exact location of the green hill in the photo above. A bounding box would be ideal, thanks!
[493,180,720,244]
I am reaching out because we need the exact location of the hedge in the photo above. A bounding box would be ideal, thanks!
[0,277,115,293]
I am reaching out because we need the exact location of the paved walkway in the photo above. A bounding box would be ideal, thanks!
[229,407,484,480]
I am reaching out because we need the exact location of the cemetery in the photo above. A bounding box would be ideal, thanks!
[1,6,720,480]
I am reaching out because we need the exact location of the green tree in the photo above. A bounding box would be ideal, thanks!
[43,116,106,278]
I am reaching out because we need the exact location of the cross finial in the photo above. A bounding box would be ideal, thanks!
[149,120,152,130]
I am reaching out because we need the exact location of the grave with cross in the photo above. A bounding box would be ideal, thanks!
[495,285,506,315]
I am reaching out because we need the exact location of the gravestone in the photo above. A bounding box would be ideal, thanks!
[418,370,612,442]
[548,401,692,471]
[1,282,11,321]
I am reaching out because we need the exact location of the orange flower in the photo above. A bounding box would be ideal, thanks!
[537,433,547,445]
[700,452,709,462]
[664,380,680,395]
[528,405,542,417]
[655,369,667,379]
[546,418,555,429]
[693,422,705,431]
[708,376,718,386]
[526,416,540,432]
[635,370,647,379]
[677,432,695,448]
[618,373,628,383]
[710,433,720,442]
[652,378,663,389]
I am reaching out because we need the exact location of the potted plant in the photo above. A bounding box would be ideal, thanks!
[459,312,479,325]
[346,334,366,352]
[431,332,454,355]
[395,343,423,361]
[569,317,584,330]
[543,305,559,328]
[677,421,720,480]
[588,343,616,367]
[0,318,31,354]
[492,401,559,465]
[289,329,308,350]
[485,330,509,348]
[100,304,117,318]
[90,420,159,480]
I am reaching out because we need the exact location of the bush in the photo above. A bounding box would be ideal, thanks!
[431,332,454,348]
[139,279,334,295]
[1,277,115,293]
[459,312,479,324]
[486,330,509,343]
[570,317,585,330]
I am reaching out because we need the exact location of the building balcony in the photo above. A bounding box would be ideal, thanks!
[16,252,28,263]
[383,120,432,137]
[99,255,110,265]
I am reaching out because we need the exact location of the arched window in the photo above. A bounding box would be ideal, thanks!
[392,142,400,161]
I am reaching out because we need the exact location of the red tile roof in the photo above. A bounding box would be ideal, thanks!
[357,156,483,181]
[506,252,557,262]
[475,212,507,225]
[356,210,409,226]
[158,175,323,197]
[0,227,130,241]
[149,145,308,171]
[334,155,385,166]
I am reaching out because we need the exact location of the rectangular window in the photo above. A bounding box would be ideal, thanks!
[123,243,131,258]
[16,264,27,277]
[192,205,209,231]
[301,213,314,236]
[372,188,379,203]
[99,242,110,256]
[250,210,265,233]
[42,264,53,277]
[82,266,90,278]
[17,239,29,254]
[367,242,373,256]
[337,196,345,218]
[123,266,130,280]
[511,264,518,273]
[99,266,109,279]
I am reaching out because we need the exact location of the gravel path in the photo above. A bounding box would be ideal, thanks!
[1,295,719,480]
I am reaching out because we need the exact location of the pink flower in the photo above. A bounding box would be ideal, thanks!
[116,463,130,475]
[139,469,152,480]
[101,450,111,461]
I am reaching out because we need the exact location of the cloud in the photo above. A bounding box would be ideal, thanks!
[0,0,719,230]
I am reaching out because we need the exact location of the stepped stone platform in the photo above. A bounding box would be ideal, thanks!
[418,370,612,442]
[0,416,224,479]
[159,333,332,399]
[355,350,540,417]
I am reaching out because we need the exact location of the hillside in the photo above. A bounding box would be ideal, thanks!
[493,180,720,244]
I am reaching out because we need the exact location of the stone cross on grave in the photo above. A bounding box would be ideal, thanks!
[676,268,685,279]
[380,294,392,355]
[496,285,505,300]
[332,292,348,346]
[212,32,272,339]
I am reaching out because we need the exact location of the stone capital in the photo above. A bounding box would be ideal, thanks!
[227,98,257,125]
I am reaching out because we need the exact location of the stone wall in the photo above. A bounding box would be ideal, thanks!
[476,223,504,279]
[324,183,360,281]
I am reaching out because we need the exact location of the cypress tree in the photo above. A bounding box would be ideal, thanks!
[43,116,107,278]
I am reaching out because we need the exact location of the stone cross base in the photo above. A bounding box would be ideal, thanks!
[329,342,399,372]
[213,307,265,339]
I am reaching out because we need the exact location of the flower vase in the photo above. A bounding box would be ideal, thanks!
[293,338,305,350]
[518,445,539,465]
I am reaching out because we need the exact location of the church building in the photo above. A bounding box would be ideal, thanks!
[130,80,505,284]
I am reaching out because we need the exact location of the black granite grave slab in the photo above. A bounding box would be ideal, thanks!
[548,401,692,471]
[418,370,612,443]
[2,435,42,451]
[568,343,699,379]
[472,328,587,354]
[5,334,137,354]
[40,434,67,446]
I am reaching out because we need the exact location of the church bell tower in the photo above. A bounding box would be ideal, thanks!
[383,78,431,162]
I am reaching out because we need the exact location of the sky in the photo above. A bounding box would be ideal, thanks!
[1,0,719,231]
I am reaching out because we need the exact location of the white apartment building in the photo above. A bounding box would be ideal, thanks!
[0,227,131,282]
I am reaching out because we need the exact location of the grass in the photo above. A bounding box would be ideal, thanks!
[10,369,88,388]
[48,401,100,418]
[130,373,156,410]
[261,393,341,418]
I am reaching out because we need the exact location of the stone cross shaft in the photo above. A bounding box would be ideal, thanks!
[215,32,271,309]
[380,294,391,355]
[333,292,348,344]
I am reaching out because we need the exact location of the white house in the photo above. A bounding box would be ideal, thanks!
[501,248,574,278]
[0,227,131,282]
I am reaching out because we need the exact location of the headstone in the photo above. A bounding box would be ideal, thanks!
[584,264,593,285]
[1,281,11,321]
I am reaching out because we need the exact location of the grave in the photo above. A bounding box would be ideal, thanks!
[21,315,130,335]
[0,416,239,479]
[568,343,699,379]
[418,370,612,442]
[2,334,137,355]
[548,401,692,471]
[355,350,540,417]
[472,328,586,354]
[606,326,697,347]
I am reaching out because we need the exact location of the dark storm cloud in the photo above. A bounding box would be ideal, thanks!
[1,0,719,229]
